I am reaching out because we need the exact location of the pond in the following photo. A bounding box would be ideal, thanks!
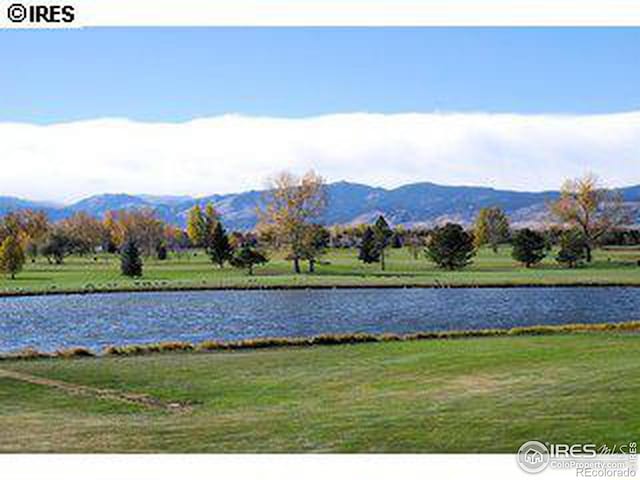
[1,287,639,353]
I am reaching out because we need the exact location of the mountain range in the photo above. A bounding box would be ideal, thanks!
[2,181,640,230]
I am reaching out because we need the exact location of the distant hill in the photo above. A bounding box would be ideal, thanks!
[1,182,639,230]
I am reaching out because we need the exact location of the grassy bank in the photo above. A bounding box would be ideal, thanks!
[0,246,639,295]
[3,320,640,360]
[1,332,639,452]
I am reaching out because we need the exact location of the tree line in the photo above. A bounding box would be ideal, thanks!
[0,172,634,279]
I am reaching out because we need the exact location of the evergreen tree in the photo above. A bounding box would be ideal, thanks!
[229,244,268,275]
[207,221,233,268]
[358,226,380,264]
[425,223,476,270]
[120,238,143,277]
[555,230,587,268]
[511,228,547,268]
[373,215,393,270]
[0,235,25,279]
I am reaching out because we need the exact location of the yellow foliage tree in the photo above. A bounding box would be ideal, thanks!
[0,235,25,279]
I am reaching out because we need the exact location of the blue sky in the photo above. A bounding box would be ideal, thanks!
[1,28,639,201]
[2,28,640,123]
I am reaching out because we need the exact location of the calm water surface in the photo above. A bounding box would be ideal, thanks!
[1,287,639,353]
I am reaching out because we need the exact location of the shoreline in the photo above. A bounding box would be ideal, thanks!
[2,281,640,298]
[2,320,639,361]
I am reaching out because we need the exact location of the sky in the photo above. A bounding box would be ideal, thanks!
[1,28,639,202]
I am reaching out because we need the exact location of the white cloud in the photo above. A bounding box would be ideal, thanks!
[1,111,639,203]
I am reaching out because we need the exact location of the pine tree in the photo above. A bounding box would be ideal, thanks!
[511,228,547,268]
[358,226,380,264]
[373,215,393,270]
[120,238,143,277]
[207,221,232,268]
[229,244,268,275]
[425,223,476,270]
[0,235,25,279]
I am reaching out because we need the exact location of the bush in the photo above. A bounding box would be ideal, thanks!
[55,347,95,358]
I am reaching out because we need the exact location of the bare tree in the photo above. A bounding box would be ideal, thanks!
[549,174,631,262]
[257,171,327,273]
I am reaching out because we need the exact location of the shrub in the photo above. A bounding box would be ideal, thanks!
[0,347,51,361]
[55,347,95,358]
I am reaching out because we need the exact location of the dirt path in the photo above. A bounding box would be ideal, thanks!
[0,367,191,413]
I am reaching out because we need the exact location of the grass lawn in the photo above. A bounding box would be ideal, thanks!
[1,333,638,452]
[1,246,639,295]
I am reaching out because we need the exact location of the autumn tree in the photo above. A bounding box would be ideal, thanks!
[102,211,122,252]
[164,225,191,253]
[0,235,25,279]
[110,209,166,256]
[59,212,105,255]
[550,174,631,262]
[0,210,50,261]
[473,207,510,253]
[186,204,206,247]
[373,215,393,271]
[257,171,327,274]
[187,203,219,248]
[0,211,25,241]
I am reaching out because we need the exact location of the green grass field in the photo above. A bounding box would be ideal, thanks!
[1,246,639,295]
[1,333,638,453]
